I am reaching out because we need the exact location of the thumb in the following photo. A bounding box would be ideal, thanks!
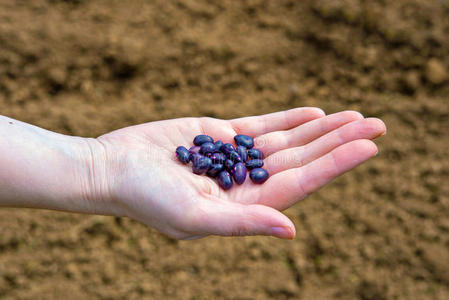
[193,202,296,239]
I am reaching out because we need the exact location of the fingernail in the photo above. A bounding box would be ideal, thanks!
[270,227,293,239]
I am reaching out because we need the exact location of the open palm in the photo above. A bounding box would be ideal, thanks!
[96,108,386,239]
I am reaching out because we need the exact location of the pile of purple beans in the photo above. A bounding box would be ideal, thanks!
[175,134,269,190]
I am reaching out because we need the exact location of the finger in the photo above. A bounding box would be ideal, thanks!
[255,110,364,156]
[194,117,236,142]
[229,107,325,137]
[190,202,296,239]
[264,118,386,175]
[257,139,378,210]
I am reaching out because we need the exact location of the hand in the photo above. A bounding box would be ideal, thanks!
[91,108,386,239]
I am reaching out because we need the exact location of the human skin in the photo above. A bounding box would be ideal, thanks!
[0,108,386,239]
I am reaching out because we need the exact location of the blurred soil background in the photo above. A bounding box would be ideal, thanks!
[0,0,448,299]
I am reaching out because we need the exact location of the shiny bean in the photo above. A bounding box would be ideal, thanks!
[234,134,254,149]
[249,168,269,184]
[176,146,190,164]
[189,145,201,154]
[220,143,235,155]
[189,153,202,164]
[232,162,247,184]
[228,151,242,163]
[247,148,264,160]
[236,145,248,162]
[200,142,216,154]
[217,171,233,190]
[245,159,264,169]
[224,159,235,173]
[207,164,224,177]
[193,135,214,146]
[214,140,224,150]
[192,156,212,174]
[210,152,226,164]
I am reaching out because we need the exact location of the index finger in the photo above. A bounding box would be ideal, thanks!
[229,107,325,137]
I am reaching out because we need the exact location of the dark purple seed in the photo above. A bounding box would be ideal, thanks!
[249,168,269,184]
[214,140,224,150]
[189,153,203,164]
[189,146,201,160]
[247,148,264,160]
[245,159,264,169]
[210,152,226,164]
[234,134,254,149]
[217,171,233,190]
[228,151,242,163]
[236,145,248,162]
[192,156,212,175]
[189,145,201,155]
[220,143,235,155]
[200,142,216,154]
[193,135,214,146]
[175,146,190,164]
[224,159,235,172]
[232,162,247,184]
[206,164,224,177]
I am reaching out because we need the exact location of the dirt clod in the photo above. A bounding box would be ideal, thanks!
[426,58,448,85]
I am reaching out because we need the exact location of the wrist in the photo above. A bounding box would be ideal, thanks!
[72,136,125,217]
[0,115,124,216]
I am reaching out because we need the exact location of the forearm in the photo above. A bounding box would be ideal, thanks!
[0,115,116,215]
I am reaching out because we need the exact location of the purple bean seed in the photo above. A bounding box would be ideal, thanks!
[193,135,214,146]
[214,140,224,150]
[249,168,269,184]
[220,143,235,155]
[234,134,254,149]
[200,142,216,154]
[245,159,264,169]
[207,163,224,177]
[232,162,247,184]
[190,153,203,164]
[236,145,248,162]
[188,146,201,159]
[210,152,226,164]
[247,148,264,160]
[228,151,242,163]
[192,156,212,174]
[224,159,235,173]
[175,146,190,164]
[217,171,233,190]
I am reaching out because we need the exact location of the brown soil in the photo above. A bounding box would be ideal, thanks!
[1,0,448,299]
